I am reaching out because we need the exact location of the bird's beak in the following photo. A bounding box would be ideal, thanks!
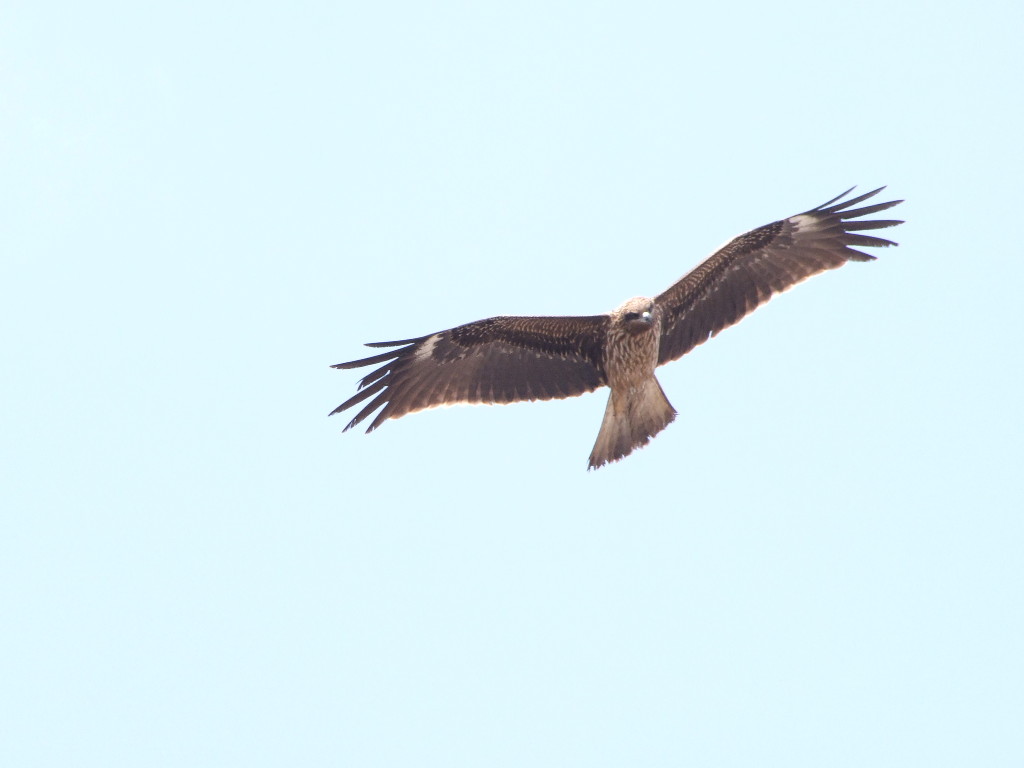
[641,311,652,323]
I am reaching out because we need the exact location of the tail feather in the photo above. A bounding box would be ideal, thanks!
[588,377,676,469]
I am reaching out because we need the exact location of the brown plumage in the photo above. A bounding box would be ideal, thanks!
[331,187,903,469]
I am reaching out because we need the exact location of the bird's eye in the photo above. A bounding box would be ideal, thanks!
[624,312,639,321]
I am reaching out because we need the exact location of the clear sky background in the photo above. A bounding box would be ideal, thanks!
[3,1,1022,766]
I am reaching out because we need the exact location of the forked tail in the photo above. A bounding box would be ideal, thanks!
[588,377,676,469]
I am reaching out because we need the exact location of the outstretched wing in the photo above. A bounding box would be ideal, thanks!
[330,314,610,432]
[655,187,903,365]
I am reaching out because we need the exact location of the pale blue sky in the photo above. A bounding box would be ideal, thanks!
[2,0,1023,766]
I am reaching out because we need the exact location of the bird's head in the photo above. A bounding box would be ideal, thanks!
[614,297,657,334]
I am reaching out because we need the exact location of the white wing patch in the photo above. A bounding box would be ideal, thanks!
[790,213,820,234]
[414,333,441,361]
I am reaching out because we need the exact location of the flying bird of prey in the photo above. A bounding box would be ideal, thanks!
[331,187,903,469]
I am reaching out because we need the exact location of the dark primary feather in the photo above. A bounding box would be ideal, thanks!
[655,187,903,365]
[330,314,610,432]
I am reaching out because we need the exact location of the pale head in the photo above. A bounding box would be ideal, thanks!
[611,296,658,335]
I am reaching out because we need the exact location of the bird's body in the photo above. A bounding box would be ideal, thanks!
[331,188,904,469]
[589,298,675,468]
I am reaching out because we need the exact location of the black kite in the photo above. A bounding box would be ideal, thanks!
[331,187,903,468]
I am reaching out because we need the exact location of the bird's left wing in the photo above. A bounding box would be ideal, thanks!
[655,187,903,366]
[330,314,610,432]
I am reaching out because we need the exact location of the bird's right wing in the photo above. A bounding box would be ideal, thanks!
[330,314,610,432]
